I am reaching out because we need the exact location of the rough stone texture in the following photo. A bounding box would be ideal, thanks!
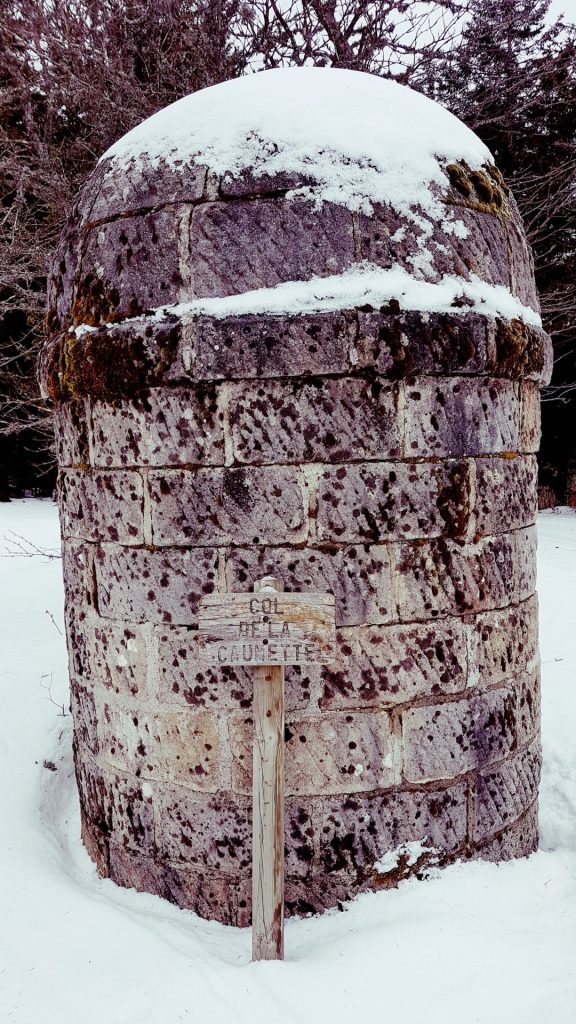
[95,545,218,624]
[225,544,395,627]
[229,710,399,796]
[470,597,539,688]
[148,466,308,546]
[98,702,222,790]
[75,207,191,324]
[155,626,317,712]
[43,127,550,926]
[226,378,402,465]
[473,455,538,535]
[86,154,208,223]
[183,311,355,382]
[188,199,354,297]
[58,468,144,544]
[393,533,519,620]
[319,782,468,873]
[316,460,471,543]
[320,618,468,709]
[355,203,514,294]
[471,739,541,843]
[54,400,90,467]
[90,387,225,468]
[404,378,519,458]
[402,687,517,783]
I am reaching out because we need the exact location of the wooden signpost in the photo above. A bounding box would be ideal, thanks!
[198,576,336,961]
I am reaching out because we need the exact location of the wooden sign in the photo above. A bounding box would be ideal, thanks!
[198,576,336,963]
[197,589,335,666]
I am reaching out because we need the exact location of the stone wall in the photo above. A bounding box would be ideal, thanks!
[41,151,552,925]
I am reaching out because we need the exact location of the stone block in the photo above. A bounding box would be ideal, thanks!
[402,687,517,783]
[393,533,517,620]
[494,319,551,384]
[109,846,252,927]
[62,539,95,610]
[354,203,412,270]
[469,596,538,688]
[355,310,494,378]
[473,455,537,535]
[355,205,511,290]
[108,843,165,899]
[226,377,401,465]
[73,744,108,829]
[183,310,354,382]
[473,802,538,862]
[471,740,541,842]
[86,154,207,222]
[160,863,249,925]
[404,378,519,457]
[58,469,144,544]
[89,619,150,698]
[156,789,312,879]
[515,526,538,601]
[103,769,155,854]
[519,382,541,452]
[320,618,468,709]
[318,781,468,873]
[188,198,354,296]
[225,543,394,627]
[229,710,399,795]
[148,466,307,546]
[95,545,218,625]
[47,217,80,333]
[98,703,222,791]
[54,400,90,467]
[517,670,541,747]
[89,386,225,468]
[80,812,109,876]
[507,221,539,310]
[284,871,373,917]
[444,207,511,288]
[70,681,99,756]
[65,606,90,681]
[284,800,317,878]
[155,625,315,711]
[76,207,190,324]
[220,167,306,197]
[157,789,252,872]
[316,460,471,544]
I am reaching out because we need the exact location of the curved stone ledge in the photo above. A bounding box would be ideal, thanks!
[39,308,552,406]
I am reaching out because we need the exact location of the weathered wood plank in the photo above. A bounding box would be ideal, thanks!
[252,661,285,961]
[197,589,336,666]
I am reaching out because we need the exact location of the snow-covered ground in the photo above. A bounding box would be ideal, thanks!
[0,500,574,1024]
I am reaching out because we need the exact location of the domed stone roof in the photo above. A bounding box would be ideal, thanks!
[46,67,544,355]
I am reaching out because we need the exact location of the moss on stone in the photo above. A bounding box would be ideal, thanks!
[446,160,508,215]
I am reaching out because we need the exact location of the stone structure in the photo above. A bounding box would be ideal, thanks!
[40,71,552,925]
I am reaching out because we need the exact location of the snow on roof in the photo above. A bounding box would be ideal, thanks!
[101,66,492,217]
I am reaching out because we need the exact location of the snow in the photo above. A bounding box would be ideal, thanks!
[374,838,435,874]
[1,501,575,1023]
[101,67,491,219]
[71,263,542,337]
